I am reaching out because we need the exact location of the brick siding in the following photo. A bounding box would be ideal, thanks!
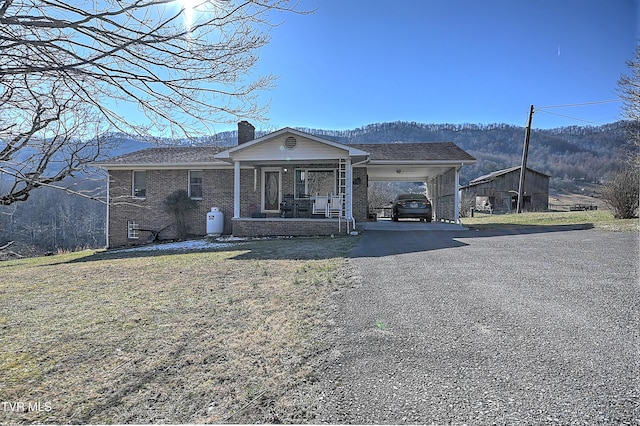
[351,167,368,222]
[108,168,238,247]
[232,218,355,237]
[107,164,369,247]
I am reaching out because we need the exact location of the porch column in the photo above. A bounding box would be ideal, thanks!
[454,166,460,224]
[234,161,241,218]
[345,158,353,220]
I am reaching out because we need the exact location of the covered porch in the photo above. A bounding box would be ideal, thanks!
[225,160,365,236]
[213,127,368,236]
[227,162,361,236]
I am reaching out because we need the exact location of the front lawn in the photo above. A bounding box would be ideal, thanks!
[0,236,357,424]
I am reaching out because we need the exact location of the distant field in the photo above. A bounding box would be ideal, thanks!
[0,236,358,424]
[462,210,639,233]
[548,182,607,211]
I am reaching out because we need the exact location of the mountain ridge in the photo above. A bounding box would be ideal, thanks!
[299,120,629,187]
[108,120,630,188]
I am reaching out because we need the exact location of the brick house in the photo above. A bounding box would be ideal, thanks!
[95,123,475,247]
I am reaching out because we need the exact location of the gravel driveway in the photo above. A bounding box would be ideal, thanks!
[316,226,639,424]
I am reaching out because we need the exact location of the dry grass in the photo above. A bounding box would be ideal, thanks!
[462,210,639,233]
[0,236,358,424]
[548,182,606,210]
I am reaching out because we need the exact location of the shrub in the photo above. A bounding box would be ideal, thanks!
[163,190,198,239]
[601,166,639,219]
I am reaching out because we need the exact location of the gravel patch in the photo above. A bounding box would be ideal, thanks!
[315,228,639,424]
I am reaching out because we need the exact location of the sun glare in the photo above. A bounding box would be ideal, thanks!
[180,0,200,31]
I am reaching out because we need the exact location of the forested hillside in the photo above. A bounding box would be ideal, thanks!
[302,121,630,188]
[0,176,107,256]
[0,121,630,255]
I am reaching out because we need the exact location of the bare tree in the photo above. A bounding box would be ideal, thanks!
[602,40,640,219]
[617,39,640,165]
[1,0,301,204]
[458,191,476,218]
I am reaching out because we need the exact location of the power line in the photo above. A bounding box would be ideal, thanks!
[537,99,621,110]
[536,109,610,126]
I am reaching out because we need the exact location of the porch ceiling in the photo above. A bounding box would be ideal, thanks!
[365,164,457,182]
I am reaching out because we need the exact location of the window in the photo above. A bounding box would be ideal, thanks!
[189,170,203,199]
[127,221,140,239]
[295,169,337,198]
[132,171,146,198]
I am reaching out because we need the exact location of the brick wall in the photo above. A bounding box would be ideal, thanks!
[232,218,355,237]
[107,164,370,247]
[352,167,368,222]
[108,168,238,247]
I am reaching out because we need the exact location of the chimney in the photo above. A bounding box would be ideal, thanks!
[237,121,255,145]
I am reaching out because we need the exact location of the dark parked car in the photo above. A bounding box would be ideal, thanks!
[392,193,432,222]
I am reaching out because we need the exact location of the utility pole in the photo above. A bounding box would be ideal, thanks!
[516,104,535,213]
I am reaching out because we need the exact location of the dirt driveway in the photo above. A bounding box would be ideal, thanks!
[316,226,639,424]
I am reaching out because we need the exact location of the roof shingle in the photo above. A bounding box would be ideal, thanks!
[95,146,228,166]
[349,142,476,162]
[95,141,475,167]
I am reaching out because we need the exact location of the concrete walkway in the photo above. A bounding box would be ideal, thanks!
[360,218,467,232]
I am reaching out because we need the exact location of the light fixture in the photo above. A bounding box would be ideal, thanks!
[396,169,402,174]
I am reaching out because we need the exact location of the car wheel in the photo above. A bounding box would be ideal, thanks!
[392,213,398,222]
[426,216,432,222]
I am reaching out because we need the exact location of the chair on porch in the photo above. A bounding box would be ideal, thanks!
[296,197,310,218]
[280,194,295,218]
[326,194,343,218]
[312,194,329,216]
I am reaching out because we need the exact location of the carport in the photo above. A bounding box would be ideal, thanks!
[351,143,476,224]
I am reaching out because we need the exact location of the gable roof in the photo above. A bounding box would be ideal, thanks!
[93,129,476,169]
[350,142,476,163]
[214,127,369,160]
[469,166,550,185]
[94,146,229,169]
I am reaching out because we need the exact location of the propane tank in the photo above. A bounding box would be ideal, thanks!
[206,207,224,237]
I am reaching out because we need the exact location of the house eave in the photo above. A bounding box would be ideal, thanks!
[93,162,235,170]
[367,159,476,166]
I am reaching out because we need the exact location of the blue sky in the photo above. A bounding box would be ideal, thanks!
[231,0,638,132]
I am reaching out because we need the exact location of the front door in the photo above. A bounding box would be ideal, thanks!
[262,169,281,212]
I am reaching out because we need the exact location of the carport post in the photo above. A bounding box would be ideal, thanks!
[345,157,353,227]
[454,167,460,224]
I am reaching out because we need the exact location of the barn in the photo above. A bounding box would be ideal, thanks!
[460,166,550,213]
